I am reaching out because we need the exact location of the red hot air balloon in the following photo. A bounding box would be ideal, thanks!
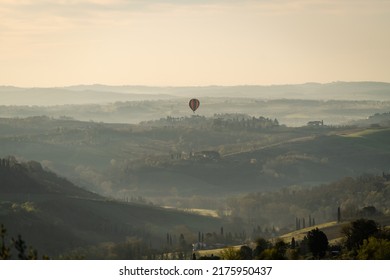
[189,98,200,113]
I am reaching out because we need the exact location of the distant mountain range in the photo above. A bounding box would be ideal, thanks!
[1,81,390,106]
[0,86,175,106]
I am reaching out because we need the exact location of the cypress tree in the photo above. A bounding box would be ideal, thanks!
[337,207,341,223]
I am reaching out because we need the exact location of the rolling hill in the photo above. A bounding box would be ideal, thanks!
[121,126,390,205]
[1,82,390,126]
[0,157,221,258]
[1,116,390,209]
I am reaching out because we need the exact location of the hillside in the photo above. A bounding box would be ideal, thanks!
[0,156,100,198]
[118,126,390,207]
[0,157,222,258]
[1,98,390,127]
[279,215,390,244]
[225,173,390,235]
[1,116,390,210]
[195,215,390,259]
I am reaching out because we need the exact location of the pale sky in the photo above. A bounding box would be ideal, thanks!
[0,0,389,87]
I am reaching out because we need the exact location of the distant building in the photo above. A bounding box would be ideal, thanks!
[307,120,324,127]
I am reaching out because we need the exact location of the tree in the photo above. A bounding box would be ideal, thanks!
[253,239,286,260]
[342,219,379,251]
[179,233,187,251]
[0,224,43,260]
[291,237,296,249]
[12,235,36,260]
[0,224,11,260]
[306,228,329,259]
[357,237,390,260]
[253,238,270,259]
[239,245,253,260]
[337,206,341,223]
[274,239,288,259]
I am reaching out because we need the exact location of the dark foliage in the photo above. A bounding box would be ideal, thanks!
[342,219,379,251]
[239,245,253,260]
[306,228,329,259]
[253,237,270,259]
[0,224,45,260]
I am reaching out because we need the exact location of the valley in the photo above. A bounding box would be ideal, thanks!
[1,82,390,259]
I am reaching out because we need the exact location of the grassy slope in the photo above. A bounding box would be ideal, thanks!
[196,215,390,259]
[137,126,390,200]
[280,215,390,244]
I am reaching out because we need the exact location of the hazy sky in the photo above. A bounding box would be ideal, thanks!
[0,0,389,87]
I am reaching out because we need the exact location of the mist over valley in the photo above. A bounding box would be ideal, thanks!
[1,82,390,259]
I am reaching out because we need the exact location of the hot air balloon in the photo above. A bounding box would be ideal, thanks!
[189,98,200,113]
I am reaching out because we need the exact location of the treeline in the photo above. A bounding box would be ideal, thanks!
[63,237,161,260]
[0,156,99,199]
[3,218,389,260]
[224,174,390,231]
[212,114,279,130]
[0,155,43,172]
[0,224,48,260]
[205,218,390,260]
[354,111,390,126]
[141,114,280,131]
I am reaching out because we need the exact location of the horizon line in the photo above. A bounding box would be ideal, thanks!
[1,80,390,89]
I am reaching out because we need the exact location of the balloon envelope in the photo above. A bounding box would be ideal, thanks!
[189,98,200,112]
